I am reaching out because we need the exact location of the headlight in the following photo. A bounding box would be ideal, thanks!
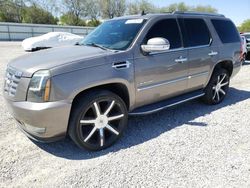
[27,70,51,102]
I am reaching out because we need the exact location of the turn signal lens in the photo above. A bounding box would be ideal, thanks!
[44,79,51,102]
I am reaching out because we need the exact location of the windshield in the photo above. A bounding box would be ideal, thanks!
[81,18,146,50]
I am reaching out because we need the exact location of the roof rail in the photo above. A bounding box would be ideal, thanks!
[172,11,225,17]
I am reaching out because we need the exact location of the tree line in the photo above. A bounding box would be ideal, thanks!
[0,0,249,31]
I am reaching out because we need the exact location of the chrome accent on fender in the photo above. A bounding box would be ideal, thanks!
[112,61,131,69]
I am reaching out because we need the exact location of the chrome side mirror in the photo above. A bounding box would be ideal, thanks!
[141,37,170,53]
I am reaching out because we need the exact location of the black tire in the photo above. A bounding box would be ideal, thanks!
[242,53,246,64]
[68,90,128,151]
[202,68,230,105]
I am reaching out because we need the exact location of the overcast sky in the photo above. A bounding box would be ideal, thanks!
[149,0,250,26]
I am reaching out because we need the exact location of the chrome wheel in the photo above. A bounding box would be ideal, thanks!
[212,73,229,103]
[78,98,126,149]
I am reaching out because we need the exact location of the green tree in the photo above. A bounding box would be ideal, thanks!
[239,19,250,32]
[22,4,58,24]
[128,0,156,14]
[100,0,126,18]
[159,2,217,13]
[60,12,86,26]
[192,5,217,13]
[0,0,26,22]
[87,19,101,27]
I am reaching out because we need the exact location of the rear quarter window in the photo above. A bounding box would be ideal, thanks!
[211,19,240,43]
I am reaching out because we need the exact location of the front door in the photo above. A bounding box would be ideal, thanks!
[134,18,189,107]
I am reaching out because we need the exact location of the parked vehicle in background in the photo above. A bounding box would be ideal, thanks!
[22,32,84,51]
[4,12,242,151]
[241,36,248,62]
[241,33,250,52]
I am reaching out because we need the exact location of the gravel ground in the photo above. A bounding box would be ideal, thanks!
[0,42,250,188]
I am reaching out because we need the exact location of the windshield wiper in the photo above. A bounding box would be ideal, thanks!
[85,43,110,51]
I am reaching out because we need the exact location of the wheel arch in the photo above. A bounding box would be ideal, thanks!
[70,82,131,111]
[205,59,233,87]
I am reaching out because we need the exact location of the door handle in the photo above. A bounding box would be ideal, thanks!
[208,51,218,56]
[175,57,188,63]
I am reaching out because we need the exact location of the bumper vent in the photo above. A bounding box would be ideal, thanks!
[4,67,22,97]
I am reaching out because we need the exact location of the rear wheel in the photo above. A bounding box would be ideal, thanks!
[202,68,230,105]
[243,53,246,64]
[69,90,128,151]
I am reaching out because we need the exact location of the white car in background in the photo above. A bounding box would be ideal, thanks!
[241,36,247,61]
[22,32,84,51]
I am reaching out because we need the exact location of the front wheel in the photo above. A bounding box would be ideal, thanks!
[202,68,230,105]
[68,90,128,151]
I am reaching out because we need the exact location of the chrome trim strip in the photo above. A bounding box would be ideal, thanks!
[129,93,205,115]
[189,71,209,79]
[137,71,209,92]
[148,41,212,56]
[138,76,188,91]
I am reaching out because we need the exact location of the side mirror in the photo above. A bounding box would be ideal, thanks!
[141,37,170,53]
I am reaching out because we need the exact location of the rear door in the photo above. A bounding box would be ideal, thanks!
[178,17,219,91]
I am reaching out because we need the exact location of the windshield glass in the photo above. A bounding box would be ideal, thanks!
[81,18,146,50]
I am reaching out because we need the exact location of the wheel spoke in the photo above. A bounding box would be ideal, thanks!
[219,74,226,84]
[106,124,119,135]
[212,90,217,100]
[80,119,96,124]
[212,86,216,90]
[108,114,124,121]
[216,91,220,101]
[219,88,226,95]
[217,76,220,84]
[99,128,104,147]
[220,81,229,87]
[104,100,115,116]
[93,102,101,117]
[84,127,97,142]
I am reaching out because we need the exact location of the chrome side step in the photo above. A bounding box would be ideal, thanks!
[129,90,205,116]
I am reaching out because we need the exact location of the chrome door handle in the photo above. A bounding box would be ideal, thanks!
[175,57,188,63]
[208,51,218,56]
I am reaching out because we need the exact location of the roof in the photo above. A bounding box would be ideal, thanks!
[113,11,225,20]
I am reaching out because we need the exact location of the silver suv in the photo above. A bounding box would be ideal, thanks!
[4,12,242,151]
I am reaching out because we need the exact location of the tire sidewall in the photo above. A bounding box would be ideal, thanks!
[68,90,128,151]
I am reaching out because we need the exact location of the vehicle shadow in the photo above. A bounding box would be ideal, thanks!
[33,87,250,160]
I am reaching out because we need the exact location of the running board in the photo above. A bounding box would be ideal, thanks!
[129,90,205,116]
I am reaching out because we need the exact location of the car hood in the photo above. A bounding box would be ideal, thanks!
[8,45,111,77]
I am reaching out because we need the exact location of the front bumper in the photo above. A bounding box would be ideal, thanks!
[5,99,72,142]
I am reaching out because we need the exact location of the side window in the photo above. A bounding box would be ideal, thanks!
[179,18,211,47]
[211,19,240,43]
[145,19,182,49]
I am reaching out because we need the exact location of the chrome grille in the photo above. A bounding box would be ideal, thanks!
[4,67,22,97]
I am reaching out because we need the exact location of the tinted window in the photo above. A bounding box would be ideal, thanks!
[179,18,211,47]
[211,19,240,43]
[145,19,182,49]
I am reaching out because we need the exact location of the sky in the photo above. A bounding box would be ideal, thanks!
[149,0,250,26]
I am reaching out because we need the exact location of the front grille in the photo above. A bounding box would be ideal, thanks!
[4,67,22,97]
